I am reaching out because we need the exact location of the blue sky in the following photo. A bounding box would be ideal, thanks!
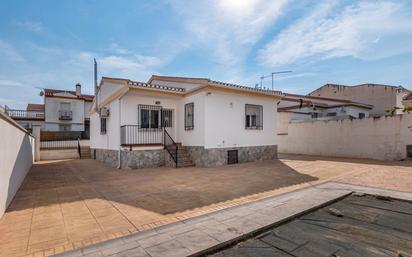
[1,0,412,108]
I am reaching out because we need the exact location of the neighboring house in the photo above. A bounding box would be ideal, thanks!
[5,103,45,132]
[403,92,412,108]
[90,75,283,169]
[308,83,409,116]
[43,84,93,132]
[6,83,93,134]
[278,93,373,121]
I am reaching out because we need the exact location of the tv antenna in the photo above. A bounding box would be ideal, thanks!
[260,70,292,90]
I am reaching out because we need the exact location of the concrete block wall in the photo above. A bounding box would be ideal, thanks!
[278,114,412,161]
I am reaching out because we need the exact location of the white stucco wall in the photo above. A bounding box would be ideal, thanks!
[278,114,412,160]
[90,99,120,150]
[0,114,35,218]
[177,92,205,146]
[204,90,277,148]
[44,97,85,131]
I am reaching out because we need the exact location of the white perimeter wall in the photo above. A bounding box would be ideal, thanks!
[279,114,412,160]
[0,114,34,217]
[204,90,277,148]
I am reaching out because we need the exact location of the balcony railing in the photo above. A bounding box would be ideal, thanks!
[6,109,45,120]
[59,110,73,120]
[121,125,164,146]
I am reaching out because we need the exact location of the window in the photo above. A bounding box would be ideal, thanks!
[245,104,263,129]
[311,112,319,119]
[185,103,194,130]
[59,124,72,132]
[139,105,161,129]
[100,118,106,134]
[327,112,337,117]
[161,109,173,128]
[60,102,71,110]
[358,113,365,119]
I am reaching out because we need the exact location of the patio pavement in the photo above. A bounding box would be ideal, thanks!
[1,154,412,257]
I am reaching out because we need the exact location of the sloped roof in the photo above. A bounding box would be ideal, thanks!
[44,89,94,101]
[146,75,283,96]
[282,93,374,109]
[26,104,44,111]
[309,83,409,95]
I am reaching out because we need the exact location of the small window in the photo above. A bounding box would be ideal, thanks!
[100,118,107,134]
[59,124,72,132]
[162,109,173,128]
[359,113,365,119]
[185,103,194,130]
[311,112,319,119]
[245,104,263,129]
[327,112,337,117]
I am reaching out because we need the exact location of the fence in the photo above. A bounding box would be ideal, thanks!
[40,140,78,150]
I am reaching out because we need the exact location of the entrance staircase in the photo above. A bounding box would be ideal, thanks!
[175,143,194,168]
[164,130,194,168]
[79,146,92,159]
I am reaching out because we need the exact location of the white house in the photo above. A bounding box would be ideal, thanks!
[90,75,283,169]
[5,84,93,134]
[43,84,93,132]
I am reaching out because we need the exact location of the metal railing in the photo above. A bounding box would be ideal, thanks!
[120,125,164,146]
[40,139,78,150]
[58,110,72,120]
[6,109,44,120]
[164,129,178,168]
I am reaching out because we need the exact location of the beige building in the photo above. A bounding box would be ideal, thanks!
[309,83,410,116]
[403,92,412,108]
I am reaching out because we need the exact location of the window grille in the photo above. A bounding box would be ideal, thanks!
[245,104,263,129]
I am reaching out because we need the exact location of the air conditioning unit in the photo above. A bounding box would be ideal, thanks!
[99,107,110,118]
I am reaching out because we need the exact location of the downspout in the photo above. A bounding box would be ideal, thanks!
[117,90,129,169]
[117,97,122,169]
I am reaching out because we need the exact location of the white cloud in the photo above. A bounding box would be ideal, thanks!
[170,0,289,67]
[0,79,24,87]
[0,40,26,63]
[258,1,412,67]
[13,20,44,32]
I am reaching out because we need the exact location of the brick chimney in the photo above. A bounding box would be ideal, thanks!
[75,83,81,96]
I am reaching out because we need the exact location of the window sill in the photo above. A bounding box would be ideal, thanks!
[245,127,263,130]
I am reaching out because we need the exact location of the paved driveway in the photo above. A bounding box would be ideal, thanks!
[1,154,412,257]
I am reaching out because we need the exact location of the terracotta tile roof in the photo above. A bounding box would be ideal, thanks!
[26,104,44,111]
[44,88,94,101]
[127,81,186,92]
[146,75,283,96]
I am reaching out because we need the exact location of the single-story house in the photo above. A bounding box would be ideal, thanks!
[89,75,283,169]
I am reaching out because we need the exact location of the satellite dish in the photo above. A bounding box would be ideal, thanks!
[39,91,44,96]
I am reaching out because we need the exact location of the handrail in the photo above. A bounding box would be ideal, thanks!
[77,137,81,158]
[164,129,178,168]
